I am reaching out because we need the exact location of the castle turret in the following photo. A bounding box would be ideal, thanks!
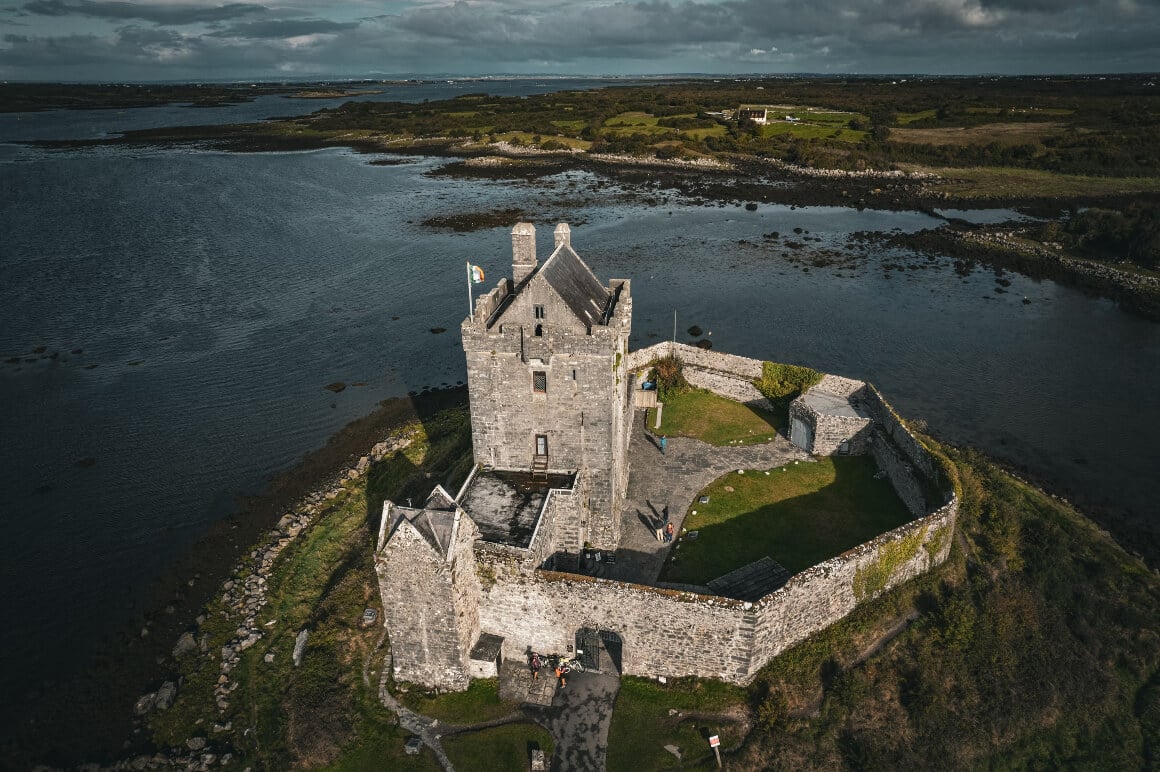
[461,223,633,554]
[374,487,482,690]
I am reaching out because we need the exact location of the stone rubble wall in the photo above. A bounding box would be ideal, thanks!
[861,384,943,484]
[683,367,773,410]
[869,432,929,516]
[627,341,765,380]
[747,498,956,673]
[814,373,866,398]
[477,569,755,684]
[627,341,773,408]
[470,489,957,686]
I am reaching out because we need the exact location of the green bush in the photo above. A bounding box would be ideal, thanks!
[649,355,690,402]
[754,361,823,403]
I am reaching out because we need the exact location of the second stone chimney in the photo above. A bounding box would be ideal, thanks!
[554,222,571,249]
[512,222,537,284]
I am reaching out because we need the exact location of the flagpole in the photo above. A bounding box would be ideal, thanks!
[466,261,472,319]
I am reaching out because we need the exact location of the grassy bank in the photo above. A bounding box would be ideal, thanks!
[61,378,1158,770]
[145,403,473,769]
[730,445,1160,769]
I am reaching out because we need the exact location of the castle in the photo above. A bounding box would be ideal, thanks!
[374,223,958,691]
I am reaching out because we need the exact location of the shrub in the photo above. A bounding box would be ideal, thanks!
[650,355,690,401]
[754,361,823,403]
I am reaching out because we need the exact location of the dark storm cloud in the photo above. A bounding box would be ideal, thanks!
[207,18,360,39]
[2,0,1160,79]
[22,0,266,25]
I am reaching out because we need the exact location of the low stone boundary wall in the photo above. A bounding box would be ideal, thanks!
[684,367,773,410]
[748,499,956,671]
[478,570,754,683]
[627,341,765,380]
[475,489,957,684]
[869,433,928,516]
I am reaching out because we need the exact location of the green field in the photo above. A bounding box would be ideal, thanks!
[646,389,783,443]
[442,723,554,772]
[662,456,913,583]
[760,121,867,142]
[606,677,747,772]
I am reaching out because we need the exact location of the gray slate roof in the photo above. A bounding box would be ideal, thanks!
[393,505,457,558]
[707,556,792,602]
[539,243,610,326]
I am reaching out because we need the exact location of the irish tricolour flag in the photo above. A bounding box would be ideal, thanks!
[468,263,485,284]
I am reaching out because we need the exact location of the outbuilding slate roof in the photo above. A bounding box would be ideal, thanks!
[538,243,610,326]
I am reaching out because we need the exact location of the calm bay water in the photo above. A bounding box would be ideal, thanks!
[2,95,1159,703]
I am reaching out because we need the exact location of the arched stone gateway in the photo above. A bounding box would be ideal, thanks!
[576,627,623,675]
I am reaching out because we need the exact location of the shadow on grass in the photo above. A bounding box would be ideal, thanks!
[661,456,914,585]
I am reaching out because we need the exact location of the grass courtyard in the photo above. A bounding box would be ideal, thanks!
[606,677,748,771]
[442,723,554,772]
[660,456,914,584]
[646,389,784,444]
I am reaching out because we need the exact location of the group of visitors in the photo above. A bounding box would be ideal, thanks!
[529,651,570,688]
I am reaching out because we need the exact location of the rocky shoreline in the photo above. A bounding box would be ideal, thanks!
[111,431,417,772]
[865,226,1160,321]
[6,388,465,770]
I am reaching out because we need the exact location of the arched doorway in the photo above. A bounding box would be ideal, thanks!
[575,628,623,675]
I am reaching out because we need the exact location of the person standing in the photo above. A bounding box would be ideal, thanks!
[555,663,568,688]
[530,652,541,680]
[659,435,667,455]
[665,522,675,543]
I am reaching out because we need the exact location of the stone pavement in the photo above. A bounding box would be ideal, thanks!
[596,410,810,586]
[498,657,558,707]
[523,670,621,772]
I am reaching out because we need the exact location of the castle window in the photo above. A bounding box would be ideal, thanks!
[571,369,577,380]
[534,305,545,319]
[535,435,548,456]
[534,324,543,337]
[839,440,851,455]
[533,371,547,393]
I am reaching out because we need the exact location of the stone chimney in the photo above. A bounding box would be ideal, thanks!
[554,222,571,249]
[511,222,537,284]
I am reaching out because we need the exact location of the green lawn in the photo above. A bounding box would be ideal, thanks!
[397,678,515,724]
[606,677,748,771]
[442,723,554,772]
[647,389,783,444]
[681,125,728,140]
[661,456,913,583]
[760,122,868,142]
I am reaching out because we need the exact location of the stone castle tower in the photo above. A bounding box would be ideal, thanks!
[461,223,633,549]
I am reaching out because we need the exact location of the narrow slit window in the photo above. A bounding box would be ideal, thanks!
[533,371,547,393]
[534,305,545,319]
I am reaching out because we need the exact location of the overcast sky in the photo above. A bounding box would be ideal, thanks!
[1,0,1158,81]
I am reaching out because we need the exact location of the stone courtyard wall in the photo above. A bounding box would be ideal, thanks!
[747,499,956,672]
[383,340,960,690]
[626,341,764,379]
[476,568,755,683]
[473,490,957,684]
